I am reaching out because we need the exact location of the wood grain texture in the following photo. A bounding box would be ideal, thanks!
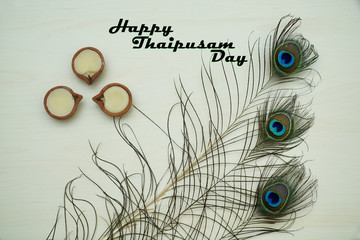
[1,0,360,239]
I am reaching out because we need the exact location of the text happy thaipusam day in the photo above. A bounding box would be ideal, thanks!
[109,19,248,66]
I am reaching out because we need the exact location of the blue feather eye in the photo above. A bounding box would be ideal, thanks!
[278,50,295,68]
[265,191,281,207]
[261,183,289,214]
[266,112,292,140]
[269,119,286,136]
[274,41,302,75]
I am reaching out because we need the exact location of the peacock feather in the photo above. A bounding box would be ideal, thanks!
[47,15,319,240]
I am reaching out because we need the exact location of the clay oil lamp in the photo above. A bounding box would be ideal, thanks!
[93,83,132,116]
[44,86,83,119]
[72,47,105,85]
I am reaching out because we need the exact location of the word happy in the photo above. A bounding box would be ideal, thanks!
[109,18,247,66]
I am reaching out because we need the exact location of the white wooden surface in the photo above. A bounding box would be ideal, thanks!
[1,0,360,239]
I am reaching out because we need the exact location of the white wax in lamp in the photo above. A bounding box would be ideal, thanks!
[102,86,130,114]
[46,88,75,117]
[74,49,102,77]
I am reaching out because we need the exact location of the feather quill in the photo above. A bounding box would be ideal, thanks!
[47,15,319,240]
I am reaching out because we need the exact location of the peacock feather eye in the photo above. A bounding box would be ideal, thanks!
[261,183,289,214]
[274,41,302,75]
[265,112,292,141]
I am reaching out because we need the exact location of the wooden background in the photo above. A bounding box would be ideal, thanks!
[1,0,360,239]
